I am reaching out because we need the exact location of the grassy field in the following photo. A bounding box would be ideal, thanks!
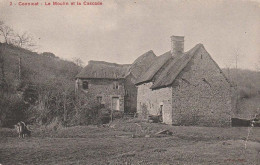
[0,119,260,165]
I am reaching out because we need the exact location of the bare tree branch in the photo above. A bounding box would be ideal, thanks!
[13,31,37,50]
[72,57,84,67]
[15,32,30,47]
[0,23,14,44]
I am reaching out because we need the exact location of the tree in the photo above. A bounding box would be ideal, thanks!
[0,21,14,44]
[0,45,7,91]
[256,57,260,72]
[232,48,242,114]
[14,32,37,50]
[0,21,13,91]
[72,57,84,67]
[41,52,57,58]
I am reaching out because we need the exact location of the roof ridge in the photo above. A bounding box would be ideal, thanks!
[76,60,130,79]
[88,60,130,67]
[131,50,156,65]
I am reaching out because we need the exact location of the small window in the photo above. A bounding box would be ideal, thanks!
[97,96,102,104]
[82,81,88,89]
[202,78,211,87]
[113,81,119,89]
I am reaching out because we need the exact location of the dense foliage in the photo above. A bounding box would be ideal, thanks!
[223,68,260,99]
[0,43,83,127]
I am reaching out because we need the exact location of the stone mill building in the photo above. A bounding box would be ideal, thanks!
[135,36,233,126]
[75,35,233,126]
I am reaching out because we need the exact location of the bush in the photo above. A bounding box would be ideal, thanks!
[70,102,99,126]
[0,94,28,127]
[239,87,257,99]
[46,117,63,131]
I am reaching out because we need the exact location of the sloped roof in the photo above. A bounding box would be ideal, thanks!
[129,50,156,79]
[76,50,156,80]
[135,51,172,84]
[151,44,203,89]
[136,44,231,89]
[75,60,130,79]
[76,44,230,88]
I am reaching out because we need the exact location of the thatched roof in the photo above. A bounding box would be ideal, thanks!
[129,50,156,79]
[135,51,172,85]
[150,44,203,89]
[76,44,230,87]
[76,61,131,79]
[136,44,231,89]
[76,50,156,80]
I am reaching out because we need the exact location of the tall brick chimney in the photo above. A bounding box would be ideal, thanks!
[171,35,184,56]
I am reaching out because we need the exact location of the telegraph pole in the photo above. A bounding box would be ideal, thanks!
[18,56,21,82]
[235,51,239,114]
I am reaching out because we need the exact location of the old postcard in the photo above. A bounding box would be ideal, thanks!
[0,0,259,164]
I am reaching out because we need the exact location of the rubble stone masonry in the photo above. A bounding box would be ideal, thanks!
[77,79,125,111]
[171,47,232,126]
[137,47,232,126]
[137,82,173,124]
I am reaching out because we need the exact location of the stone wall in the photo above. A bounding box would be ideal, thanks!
[171,47,232,126]
[77,78,125,111]
[137,82,173,124]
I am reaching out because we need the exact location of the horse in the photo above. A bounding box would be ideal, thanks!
[15,121,31,138]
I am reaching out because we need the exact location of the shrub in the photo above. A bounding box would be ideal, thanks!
[70,102,100,126]
[0,94,28,127]
[239,86,257,99]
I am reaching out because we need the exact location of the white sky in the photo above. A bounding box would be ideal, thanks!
[0,0,260,70]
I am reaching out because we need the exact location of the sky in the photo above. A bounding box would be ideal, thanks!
[0,0,259,70]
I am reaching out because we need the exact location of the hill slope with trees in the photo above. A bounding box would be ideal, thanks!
[0,43,82,127]
[223,68,260,118]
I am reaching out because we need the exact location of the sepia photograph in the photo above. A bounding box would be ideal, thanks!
[0,0,260,164]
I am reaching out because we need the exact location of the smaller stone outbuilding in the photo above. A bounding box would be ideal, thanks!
[75,61,137,113]
[135,36,234,127]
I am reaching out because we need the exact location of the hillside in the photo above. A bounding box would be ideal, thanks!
[0,43,81,91]
[223,68,260,95]
[0,43,81,126]
[223,68,260,118]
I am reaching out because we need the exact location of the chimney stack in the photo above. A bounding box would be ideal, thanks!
[171,35,184,56]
